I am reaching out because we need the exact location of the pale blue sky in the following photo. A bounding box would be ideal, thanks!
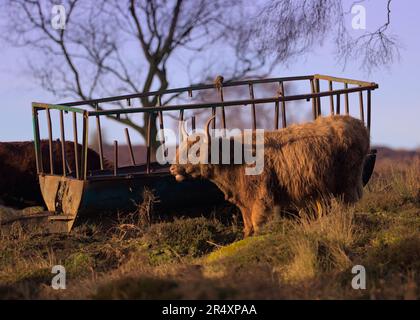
[0,0,419,149]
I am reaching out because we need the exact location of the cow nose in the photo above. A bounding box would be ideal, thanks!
[169,165,178,175]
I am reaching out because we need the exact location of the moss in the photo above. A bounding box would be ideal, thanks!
[21,206,45,214]
[206,235,268,264]
[13,267,51,286]
[93,276,180,299]
[143,217,240,260]
[64,252,93,277]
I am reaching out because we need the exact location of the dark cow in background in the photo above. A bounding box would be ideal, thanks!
[0,140,107,207]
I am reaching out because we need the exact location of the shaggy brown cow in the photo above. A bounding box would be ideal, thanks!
[170,115,370,236]
[0,140,107,207]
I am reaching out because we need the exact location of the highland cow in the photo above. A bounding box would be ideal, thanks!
[0,140,107,207]
[170,115,370,236]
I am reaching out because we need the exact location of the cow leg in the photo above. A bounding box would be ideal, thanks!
[251,200,271,235]
[238,205,254,237]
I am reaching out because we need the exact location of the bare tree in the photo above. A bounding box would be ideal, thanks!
[336,0,399,71]
[1,0,398,150]
[1,0,274,149]
[237,0,398,72]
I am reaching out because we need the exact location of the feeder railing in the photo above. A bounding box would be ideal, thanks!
[32,74,378,181]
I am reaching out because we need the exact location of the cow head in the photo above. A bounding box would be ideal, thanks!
[170,116,215,182]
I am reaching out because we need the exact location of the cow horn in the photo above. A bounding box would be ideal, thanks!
[180,119,189,141]
[204,115,216,143]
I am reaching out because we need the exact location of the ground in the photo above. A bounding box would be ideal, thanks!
[0,158,419,299]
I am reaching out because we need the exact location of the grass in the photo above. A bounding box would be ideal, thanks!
[0,158,419,299]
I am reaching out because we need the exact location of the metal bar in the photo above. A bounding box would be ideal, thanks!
[88,84,379,117]
[281,105,287,128]
[113,140,118,176]
[310,79,317,120]
[336,94,341,115]
[179,109,184,122]
[59,75,316,107]
[280,81,287,128]
[249,84,257,130]
[211,107,216,132]
[46,108,54,174]
[59,110,67,176]
[146,113,152,174]
[344,83,349,115]
[72,112,80,179]
[367,90,372,132]
[359,86,365,122]
[314,74,376,86]
[125,128,136,166]
[315,78,321,116]
[156,96,166,160]
[32,102,86,114]
[219,88,226,130]
[191,116,196,131]
[274,101,279,130]
[32,107,43,174]
[95,115,104,170]
[329,81,334,115]
[82,112,89,180]
[179,110,184,143]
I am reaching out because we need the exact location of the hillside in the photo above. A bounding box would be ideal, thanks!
[0,154,419,299]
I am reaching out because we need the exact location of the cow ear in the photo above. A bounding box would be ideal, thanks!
[204,116,216,143]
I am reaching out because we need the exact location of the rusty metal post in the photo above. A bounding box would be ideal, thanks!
[280,81,287,128]
[211,107,216,133]
[59,110,67,176]
[367,90,371,133]
[359,87,365,122]
[72,112,80,179]
[249,84,257,130]
[113,140,118,176]
[329,81,334,115]
[178,109,185,146]
[219,87,226,131]
[146,112,152,174]
[46,108,54,174]
[95,114,104,170]
[191,116,196,131]
[81,111,89,180]
[315,78,321,116]
[156,96,166,159]
[32,106,43,174]
[336,94,341,115]
[125,128,136,166]
[274,101,279,130]
[344,83,349,115]
[310,79,317,120]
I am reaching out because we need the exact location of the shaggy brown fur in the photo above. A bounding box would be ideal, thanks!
[170,115,370,236]
[0,140,109,207]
